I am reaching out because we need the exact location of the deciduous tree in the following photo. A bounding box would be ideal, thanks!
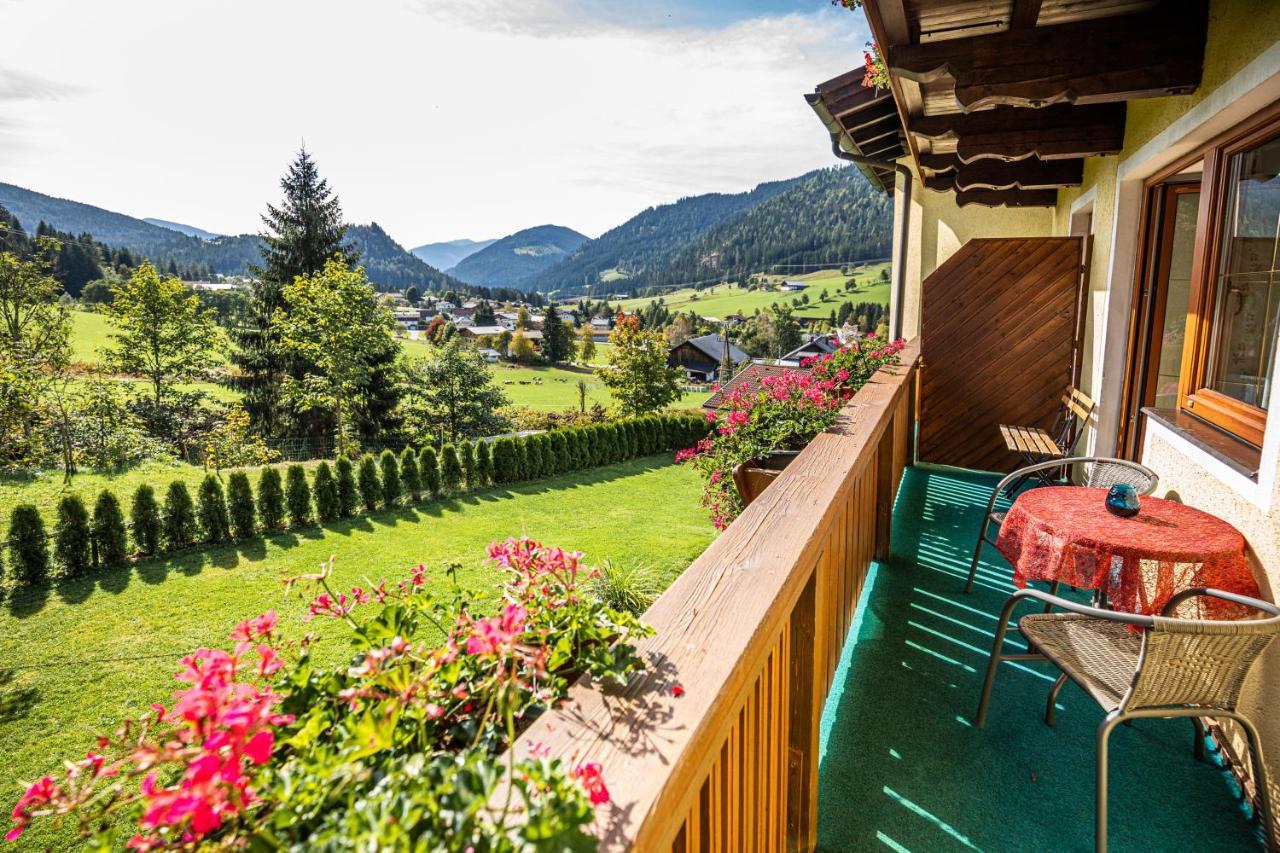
[596,316,683,417]
[399,340,508,444]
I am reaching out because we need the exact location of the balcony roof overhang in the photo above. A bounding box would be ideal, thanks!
[811,0,1210,207]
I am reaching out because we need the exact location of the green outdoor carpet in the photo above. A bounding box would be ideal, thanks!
[817,465,1261,852]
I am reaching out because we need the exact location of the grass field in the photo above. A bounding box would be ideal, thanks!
[0,456,714,849]
[613,262,892,318]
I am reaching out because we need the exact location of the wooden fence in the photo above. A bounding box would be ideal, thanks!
[506,339,920,851]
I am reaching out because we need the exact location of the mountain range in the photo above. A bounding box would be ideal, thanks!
[447,225,588,287]
[410,237,496,270]
[143,218,223,240]
[0,182,467,292]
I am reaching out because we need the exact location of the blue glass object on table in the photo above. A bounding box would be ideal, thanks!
[1105,483,1141,518]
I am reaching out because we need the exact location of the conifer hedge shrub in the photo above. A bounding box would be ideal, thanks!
[91,490,128,568]
[162,481,197,551]
[474,439,493,487]
[130,484,161,557]
[572,428,590,470]
[457,440,475,490]
[54,495,92,577]
[358,454,382,512]
[489,438,512,484]
[440,444,463,494]
[7,504,48,587]
[313,462,339,522]
[197,475,231,544]
[379,450,401,508]
[227,472,256,539]
[257,468,285,532]
[419,447,440,497]
[399,448,421,501]
[513,438,529,482]
[548,431,567,476]
[336,457,359,517]
[589,426,605,467]
[523,436,544,481]
[286,464,311,526]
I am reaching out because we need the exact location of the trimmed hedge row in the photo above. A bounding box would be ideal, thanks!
[2,413,709,589]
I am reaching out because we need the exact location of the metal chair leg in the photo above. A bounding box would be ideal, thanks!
[1044,580,1061,613]
[976,594,1024,727]
[965,525,986,594]
[1096,711,1125,853]
[1191,717,1206,763]
[1045,672,1068,727]
[1228,712,1276,852]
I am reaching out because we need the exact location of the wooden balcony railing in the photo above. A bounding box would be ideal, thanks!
[511,339,921,851]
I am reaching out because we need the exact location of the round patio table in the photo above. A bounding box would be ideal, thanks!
[995,486,1260,620]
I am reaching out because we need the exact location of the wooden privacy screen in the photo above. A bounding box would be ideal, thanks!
[919,237,1082,472]
[495,341,920,851]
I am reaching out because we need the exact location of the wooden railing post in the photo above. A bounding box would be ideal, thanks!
[874,424,895,563]
[786,572,818,852]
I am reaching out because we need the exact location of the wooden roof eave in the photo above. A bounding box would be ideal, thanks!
[804,91,900,194]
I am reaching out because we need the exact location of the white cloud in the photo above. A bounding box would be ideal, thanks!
[0,0,869,247]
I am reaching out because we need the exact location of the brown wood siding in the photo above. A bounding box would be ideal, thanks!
[919,236,1082,472]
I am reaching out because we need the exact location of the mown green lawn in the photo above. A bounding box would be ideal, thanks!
[613,262,892,318]
[0,456,714,849]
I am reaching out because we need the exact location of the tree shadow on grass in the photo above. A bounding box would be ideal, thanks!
[0,669,38,724]
[53,572,96,606]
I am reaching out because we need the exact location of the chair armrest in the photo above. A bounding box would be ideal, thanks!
[1162,588,1280,618]
[1000,588,1156,628]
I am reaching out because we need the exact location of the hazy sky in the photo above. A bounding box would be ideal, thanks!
[0,0,868,247]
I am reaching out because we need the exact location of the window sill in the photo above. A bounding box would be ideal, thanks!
[1142,407,1261,481]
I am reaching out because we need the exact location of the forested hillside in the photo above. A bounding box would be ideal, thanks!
[448,224,587,287]
[525,174,802,296]
[644,166,892,290]
[0,182,467,292]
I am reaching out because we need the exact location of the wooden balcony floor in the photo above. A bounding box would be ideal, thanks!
[817,465,1262,852]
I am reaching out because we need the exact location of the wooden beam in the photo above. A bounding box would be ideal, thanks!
[921,154,1084,190]
[956,188,1059,207]
[888,2,1208,111]
[1010,0,1042,29]
[909,103,1125,162]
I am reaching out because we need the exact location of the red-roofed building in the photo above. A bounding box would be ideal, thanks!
[702,362,812,410]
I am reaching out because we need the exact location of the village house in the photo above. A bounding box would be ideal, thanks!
[667,333,749,383]
[777,333,839,367]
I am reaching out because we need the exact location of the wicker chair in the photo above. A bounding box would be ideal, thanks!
[964,457,1159,594]
[975,587,1280,852]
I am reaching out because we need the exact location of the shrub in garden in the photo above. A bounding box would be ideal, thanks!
[162,481,197,551]
[286,464,312,526]
[379,450,401,507]
[197,474,231,543]
[474,439,493,487]
[335,457,359,517]
[512,437,529,481]
[54,495,92,577]
[457,439,475,489]
[257,468,286,532]
[587,560,660,616]
[313,462,340,522]
[588,425,606,467]
[399,448,421,501]
[6,505,49,587]
[419,446,440,497]
[440,444,463,494]
[489,437,513,484]
[540,434,557,477]
[7,538,651,849]
[358,454,382,512]
[548,431,567,476]
[227,472,256,539]
[569,428,589,470]
[130,484,161,556]
[91,490,128,567]
[523,435,543,480]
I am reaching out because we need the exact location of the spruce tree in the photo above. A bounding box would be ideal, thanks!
[54,495,92,577]
[358,453,382,511]
[91,490,128,568]
[440,445,463,494]
[197,475,231,543]
[227,472,256,539]
[419,447,440,497]
[162,481,197,551]
[7,505,49,587]
[313,462,340,522]
[257,468,286,532]
[457,439,475,490]
[379,450,401,507]
[399,447,421,502]
[541,303,572,363]
[131,484,161,556]
[286,464,311,526]
[474,439,493,488]
[335,457,359,517]
[230,148,358,437]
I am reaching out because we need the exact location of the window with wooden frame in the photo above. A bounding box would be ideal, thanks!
[1178,115,1280,448]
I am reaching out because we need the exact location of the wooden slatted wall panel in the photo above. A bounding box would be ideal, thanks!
[919,237,1081,472]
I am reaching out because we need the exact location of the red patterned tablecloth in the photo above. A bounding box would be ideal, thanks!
[996,486,1260,619]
